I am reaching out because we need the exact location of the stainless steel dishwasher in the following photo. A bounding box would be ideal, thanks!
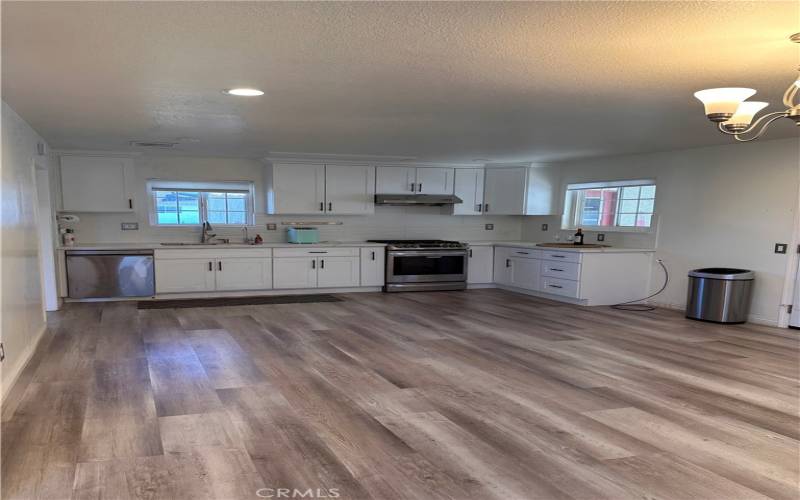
[66,249,155,298]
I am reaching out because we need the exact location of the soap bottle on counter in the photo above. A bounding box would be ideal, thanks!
[254,234,263,244]
[574,228,584,245]
[62,228,76,247]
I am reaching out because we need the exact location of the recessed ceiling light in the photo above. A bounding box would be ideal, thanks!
[223,88,264,97]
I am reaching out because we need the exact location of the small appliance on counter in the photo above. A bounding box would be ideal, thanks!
[287,226,320,244]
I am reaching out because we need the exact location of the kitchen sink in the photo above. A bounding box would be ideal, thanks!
[536,243,609,249]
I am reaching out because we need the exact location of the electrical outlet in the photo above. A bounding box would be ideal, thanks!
[484,223,494,230]
[266,223,277,231]
[597,233,605,242]
[120,222,139,231]
[541,223,548,231]
[775,243,788,254]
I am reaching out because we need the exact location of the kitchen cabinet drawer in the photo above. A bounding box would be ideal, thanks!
[541,260,580,281]
[539,251,581,264]
[540,277,580,298]
[273,247,359,258]
[506,248,541,259]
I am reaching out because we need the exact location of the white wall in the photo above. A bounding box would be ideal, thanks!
[522,138,800,325]
[1,101,54,399]
[58,155,524,244]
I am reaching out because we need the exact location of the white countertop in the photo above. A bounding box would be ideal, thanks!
[58,241,387,251]
[466,241,655,253]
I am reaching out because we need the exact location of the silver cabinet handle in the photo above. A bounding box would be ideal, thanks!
[309,251,328,254]
[550,268,564,272]
[319,202,324,211]
[218,261,222,271]
[128,199,133,209]
[371,251,375,260]
[418,183,423,192]
[469,249,473,258]
[312,260,316,269]
[208,261,212,271]
[485,203,489,213]
[550,254,566,258]
[320,259,325,269]
[506,259,510,268]
[410,183,416,192]
[328,202,332,211]
[548,284,563,289]
[475,203,482,212]
[516,251,529,255]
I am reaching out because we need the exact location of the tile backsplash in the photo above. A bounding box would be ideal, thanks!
[63,205,525,244]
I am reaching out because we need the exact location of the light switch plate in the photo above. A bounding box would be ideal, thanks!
[775,243,788,254]
[597,233,605,242]
[541,223,548,231]
[485,223,494,230]
[266,223,277,231]
[121,222,139,231]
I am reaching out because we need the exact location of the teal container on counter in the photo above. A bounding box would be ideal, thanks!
[287,227,320,244]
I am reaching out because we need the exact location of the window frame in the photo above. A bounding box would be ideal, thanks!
[561,179,657,233]
[147,180,256,227]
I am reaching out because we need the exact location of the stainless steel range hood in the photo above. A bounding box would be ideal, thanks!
[374,194,463,206]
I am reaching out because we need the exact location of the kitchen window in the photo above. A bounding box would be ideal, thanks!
[147,180,255,226]
[562,179,656,231]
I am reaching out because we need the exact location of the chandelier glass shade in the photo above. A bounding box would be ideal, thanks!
[694,34,800,142]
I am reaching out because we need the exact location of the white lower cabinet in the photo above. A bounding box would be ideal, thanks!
[317,256,360,288]
[360,248,385,287]
[155,248,273,294]
[467,245,494,284]
[492,245,652,305]
[509,257,541,291]
[155,258,216,293]
[273,257,318,289]
[273,247,363,290]
[215,258,273,291]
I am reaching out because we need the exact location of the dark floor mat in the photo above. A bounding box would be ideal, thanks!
[138,294,342,309]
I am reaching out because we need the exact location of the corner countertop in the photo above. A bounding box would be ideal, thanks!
[465,241,655,253]
[57,241,388,251]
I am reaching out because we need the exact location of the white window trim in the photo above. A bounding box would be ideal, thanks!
[146,179,256,227]
[561,179,657,233]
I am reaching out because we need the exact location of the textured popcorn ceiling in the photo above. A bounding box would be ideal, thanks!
[2,1,798,162]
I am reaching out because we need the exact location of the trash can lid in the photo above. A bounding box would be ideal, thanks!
[688,268,755,280]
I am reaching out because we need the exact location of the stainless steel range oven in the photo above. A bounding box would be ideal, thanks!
[368,240,468,292]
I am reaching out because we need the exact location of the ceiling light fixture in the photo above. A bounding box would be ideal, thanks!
[693,33,800,142]
[223,88,264,97]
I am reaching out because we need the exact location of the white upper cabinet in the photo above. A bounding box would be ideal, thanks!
[375,166,416,194]
[60,155,136,212]
[376,166,455,195]
[416,167,454,195]
[325,165,375,214]
[453,168,485,215]
[268,163,326,214]
[483,166,558,216]
[266,163,374,215]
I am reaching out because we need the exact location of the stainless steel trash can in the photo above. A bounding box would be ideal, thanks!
[686,268,754,324]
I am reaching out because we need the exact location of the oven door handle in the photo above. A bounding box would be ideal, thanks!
[388,251,467,258]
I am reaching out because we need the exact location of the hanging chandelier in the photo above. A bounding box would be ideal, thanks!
[693,33,800,142]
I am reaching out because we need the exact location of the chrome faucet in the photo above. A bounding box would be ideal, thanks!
[242,226,250,244]
[201,221,216,244]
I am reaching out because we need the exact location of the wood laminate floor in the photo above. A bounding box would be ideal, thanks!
[2,289,799,500]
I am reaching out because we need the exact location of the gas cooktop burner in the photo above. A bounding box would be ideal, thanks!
[368,239,467,250]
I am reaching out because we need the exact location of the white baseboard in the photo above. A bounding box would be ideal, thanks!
[64,286,383,303]
[1,323,47,403]
[649,300,779,327]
